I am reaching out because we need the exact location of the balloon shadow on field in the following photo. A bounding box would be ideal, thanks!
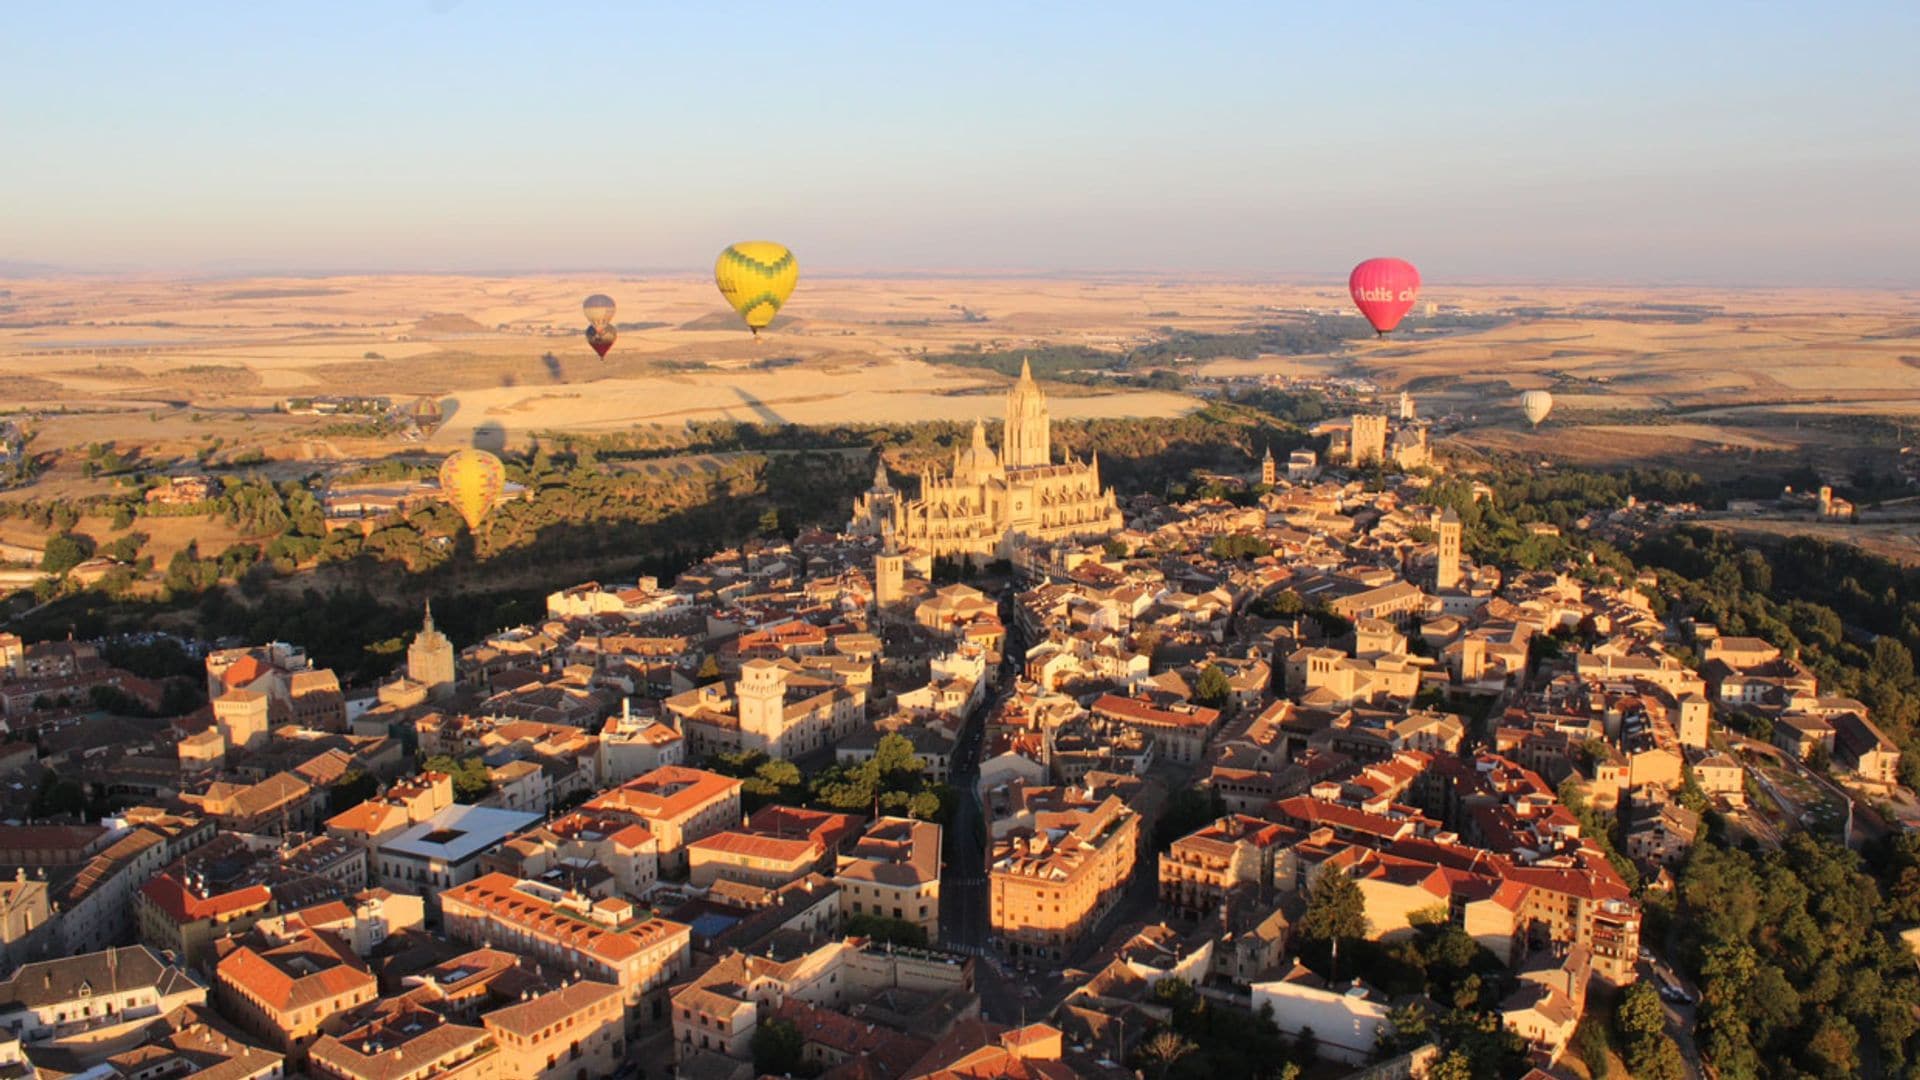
[472,421,508,454]
[541,352,565,383]
[730,386,786,425]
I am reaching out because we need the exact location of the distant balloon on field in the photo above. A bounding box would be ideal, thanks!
[1521,389,1554,427]
[714,242,799,336]
[582,294,617,359]
[1349,258,1422,336]
[439,448,506,531]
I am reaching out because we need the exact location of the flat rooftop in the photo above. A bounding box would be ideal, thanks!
[380,804,541,864]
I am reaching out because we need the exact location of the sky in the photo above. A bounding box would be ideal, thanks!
[2,2,1917,284]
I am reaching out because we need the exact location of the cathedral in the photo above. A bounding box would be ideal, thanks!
[849,360,1124,562]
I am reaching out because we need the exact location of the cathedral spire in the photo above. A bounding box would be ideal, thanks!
[1019,356,1034,383]
[971,416,988,451]
[422,599,435,635]
[872,455,890,491]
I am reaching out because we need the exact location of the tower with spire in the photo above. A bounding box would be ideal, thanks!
[1002,358,1052,468]
[407,600,456,702]
[1260,445,1277,487]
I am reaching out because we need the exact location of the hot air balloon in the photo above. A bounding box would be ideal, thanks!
[714,242,798,336]
[439,448,506,531]
[1349,258,1422,336]
[1521,390,1554,427]
[582,294,618,360]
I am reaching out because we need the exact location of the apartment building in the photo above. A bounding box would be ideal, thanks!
[833,816,943,940]
[439,872,692,1026]
[213,927,379,1067]
[1157,814,1287,921]
[583,766,744,875]
[989,796,1139,963]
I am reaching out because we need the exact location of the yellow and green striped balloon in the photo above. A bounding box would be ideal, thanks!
[714,241,798,335]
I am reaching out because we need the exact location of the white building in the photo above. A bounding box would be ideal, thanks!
[1250,961,1393,1065]
[376,804,542,894]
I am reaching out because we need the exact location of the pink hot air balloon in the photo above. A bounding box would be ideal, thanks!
[1349,257,1422,336]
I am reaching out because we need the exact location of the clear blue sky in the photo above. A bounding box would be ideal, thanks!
[3,1,1916,283]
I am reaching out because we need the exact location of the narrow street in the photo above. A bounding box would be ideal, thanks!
[938,588,1023,960]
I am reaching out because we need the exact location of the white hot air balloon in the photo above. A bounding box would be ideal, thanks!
[1521,390,1553,427]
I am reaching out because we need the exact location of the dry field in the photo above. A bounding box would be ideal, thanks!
[2,273,1917,470]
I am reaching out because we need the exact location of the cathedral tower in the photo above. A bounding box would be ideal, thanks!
[1002,358,1051,468]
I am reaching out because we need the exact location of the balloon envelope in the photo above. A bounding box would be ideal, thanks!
[715,242,799,335]
[439,449,506,531]
[1522,390,1554,427]
[1349,258,1422,335]
[586,325,617,359]
[582,294,616,328]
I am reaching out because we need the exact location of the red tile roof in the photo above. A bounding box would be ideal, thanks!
[139,872,274,925]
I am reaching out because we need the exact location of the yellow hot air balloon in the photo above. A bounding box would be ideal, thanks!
[714,241,798,335]
[439,448,506,531]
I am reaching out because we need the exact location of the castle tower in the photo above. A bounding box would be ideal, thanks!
[1349,414,1389,466]
[1434,508,1462,591]
[875,548,905,607]
[736,659,789,745]
[1260,446,1277,487]
[1399,390,1415,421]
[407,601,457,702]
[1001,358,1052,468]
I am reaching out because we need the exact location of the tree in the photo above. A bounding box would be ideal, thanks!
[30,773,86,819]
[750,1017,805,1076]
[423,755,492,803]
[1193,664,1232,709]
[1255,589,1305,619]
[1615,982,1666,1044]
[1134,1029,1197,1080]
[1624,1034,1687,1080]
[845,914,927,947]
[1425,1049,1474,1080]
[40,533,93,575]
[1102,537,1130,559]
[1298,867,1368,967]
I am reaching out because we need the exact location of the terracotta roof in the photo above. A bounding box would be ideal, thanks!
[216,929,374,1015]
[484,980,622,1038]
[139,872,274,925]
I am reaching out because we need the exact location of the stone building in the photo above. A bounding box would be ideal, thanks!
[856,362,1123,563]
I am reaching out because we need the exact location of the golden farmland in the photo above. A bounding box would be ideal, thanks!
[2,274,1917,477]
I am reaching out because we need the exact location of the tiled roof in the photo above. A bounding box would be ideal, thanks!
[140,872,274,925]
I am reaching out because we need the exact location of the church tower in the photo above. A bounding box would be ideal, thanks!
[407,601,456,702]
[1260,446,1277,486]
[1002,358,1051,468]
[875,547,905,607]
[1433,508,1462,591]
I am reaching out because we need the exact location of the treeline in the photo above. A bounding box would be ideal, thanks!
[1675,834,1920,1078]
[920,317,1388,378]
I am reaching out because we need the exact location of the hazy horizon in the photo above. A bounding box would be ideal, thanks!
[4,2,1917,286]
